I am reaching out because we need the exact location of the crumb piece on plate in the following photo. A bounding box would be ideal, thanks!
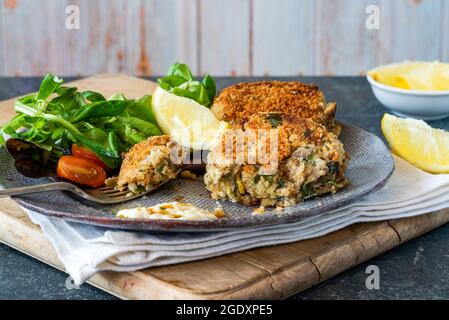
[173,195,186,202]
[252,206,266,215]
[213,207,226,218]
[104,176,118,187]
[180,170,197,180]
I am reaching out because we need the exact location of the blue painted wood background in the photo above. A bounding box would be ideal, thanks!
[0,0,447,76]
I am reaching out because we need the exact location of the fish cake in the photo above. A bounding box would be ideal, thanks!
[204,112,348,208]
[211,81,339,134]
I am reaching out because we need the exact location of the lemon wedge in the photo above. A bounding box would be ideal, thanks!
[369,61,449,91]
[369,62,426,89]
[381,113,449,173]
[151,86,228,150]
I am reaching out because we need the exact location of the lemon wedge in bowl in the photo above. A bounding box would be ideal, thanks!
[368,61,449,91]
[152,86,228,150]
[381,113,449,173]
[368,62,427,89]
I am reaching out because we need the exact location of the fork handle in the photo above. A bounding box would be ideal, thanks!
[0,182,75,198]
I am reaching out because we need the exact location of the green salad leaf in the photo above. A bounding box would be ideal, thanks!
[36,74,63,101]
[0,63,216,172]
[167,63,194,81]
[157,62,216,107]
[0,73,162,169]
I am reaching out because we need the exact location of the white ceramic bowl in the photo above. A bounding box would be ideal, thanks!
[367,73,449,120]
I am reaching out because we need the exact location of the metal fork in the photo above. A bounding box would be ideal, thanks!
[0,179,172,205]
[0,162,203,204]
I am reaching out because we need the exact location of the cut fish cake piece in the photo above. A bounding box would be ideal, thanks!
[117,135,182,192]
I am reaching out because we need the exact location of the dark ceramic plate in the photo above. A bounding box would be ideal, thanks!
[0,124,394,232]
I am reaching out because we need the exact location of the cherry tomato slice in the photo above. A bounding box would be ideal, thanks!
[71,145,108,170]
[57,156,106,188]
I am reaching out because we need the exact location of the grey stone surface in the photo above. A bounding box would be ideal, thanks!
[0,76,448,299]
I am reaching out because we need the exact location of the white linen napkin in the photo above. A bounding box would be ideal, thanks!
[24,155,449,285]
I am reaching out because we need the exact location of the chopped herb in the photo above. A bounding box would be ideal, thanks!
[254,175,261,184]
[305,155,316,165]
[327,179,338,187]
[264,175,274,185]
[318,176,337,187]
[301,183,314,199]
[278,178,286,188]
[304,129,312,137]
[236,173,245,194]
[265,113,283,128]
[157,163,166,174]
[327,162,340,175]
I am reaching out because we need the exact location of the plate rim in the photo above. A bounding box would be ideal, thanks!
[11,123,395,232]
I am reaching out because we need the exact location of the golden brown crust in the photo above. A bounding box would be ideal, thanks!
[117,135,178,190]
[121,135,171,166]
[211,81,338,132]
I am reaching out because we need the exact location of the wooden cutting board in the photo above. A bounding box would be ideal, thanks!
[1,74,448,300]
[1,199,448,299]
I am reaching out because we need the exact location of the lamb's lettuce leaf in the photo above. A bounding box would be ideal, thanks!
[0,73,162,169]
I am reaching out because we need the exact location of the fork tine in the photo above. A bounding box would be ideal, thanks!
[106,191,131,197]
[96,186,115,191]
[101,188,127,194]
[81,170,181,203]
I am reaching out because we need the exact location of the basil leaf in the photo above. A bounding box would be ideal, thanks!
[157,74,188,89]
[172,81,210,107]
[167,63,194,81]
[201,74,216,103]
[157,63,216,107]
[197,85,210,106]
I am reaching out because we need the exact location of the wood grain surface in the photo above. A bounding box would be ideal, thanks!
[0,0,447,76]
[1,197,448,299]
[0,73,448,299]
